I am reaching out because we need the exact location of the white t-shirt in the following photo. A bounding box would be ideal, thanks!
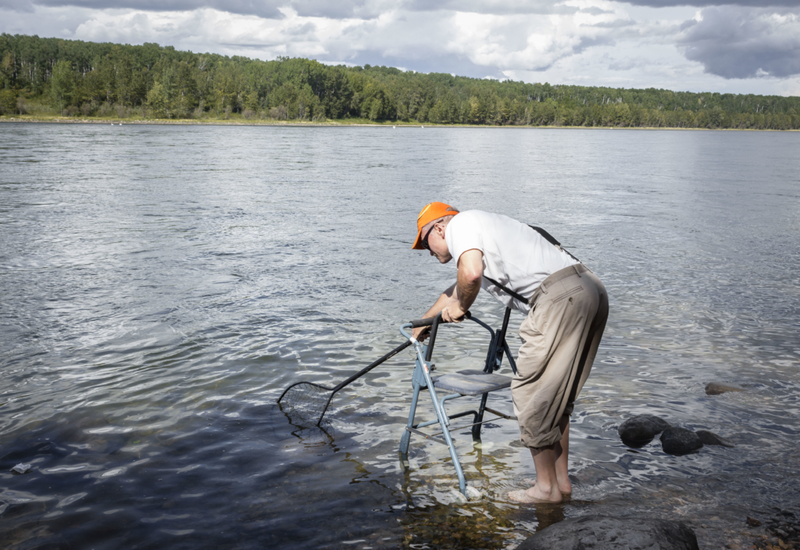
[445,210,579,313]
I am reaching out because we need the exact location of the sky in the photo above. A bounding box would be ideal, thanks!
[2,0,800,96]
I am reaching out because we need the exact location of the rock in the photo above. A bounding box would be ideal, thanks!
[705,382,744,396]
[516,515,699,550]
[696,430,735,447]
[618,414,671,445]
[747,516,762,527]
[661,427,703,456]
[11,463,32,475]
[464,485,483,500]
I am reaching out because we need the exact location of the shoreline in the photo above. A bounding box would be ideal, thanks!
[1,115,795,132]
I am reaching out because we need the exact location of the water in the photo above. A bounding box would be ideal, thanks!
[1,122,798,549]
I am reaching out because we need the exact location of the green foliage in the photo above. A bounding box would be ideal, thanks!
[49,59,74,114]
[1,33,799,129]
[0,88,16,114]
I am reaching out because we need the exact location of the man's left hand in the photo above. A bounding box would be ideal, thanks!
[442,304,467,323]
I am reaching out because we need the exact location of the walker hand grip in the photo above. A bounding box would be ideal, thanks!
[409,311,472,328]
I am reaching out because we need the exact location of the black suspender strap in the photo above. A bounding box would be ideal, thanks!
[482,275,529,305]
[528,225,560,246]
[482,224,580,304]
[529,225,581,263]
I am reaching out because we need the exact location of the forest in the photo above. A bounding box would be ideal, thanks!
[2,33,799,130]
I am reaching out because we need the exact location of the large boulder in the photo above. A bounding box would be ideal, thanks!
[516,515,699,550]
[618,414,671,445]
[660,427,703,455]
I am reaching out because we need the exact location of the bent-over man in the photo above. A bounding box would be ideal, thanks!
[411,202,608,503]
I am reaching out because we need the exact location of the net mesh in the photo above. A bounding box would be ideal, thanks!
[278,382,335,427]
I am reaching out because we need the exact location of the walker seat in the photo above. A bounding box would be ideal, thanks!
[433,370,512,395]
[399,308,518,497]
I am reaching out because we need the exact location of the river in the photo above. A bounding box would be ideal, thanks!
[1,122,799,549]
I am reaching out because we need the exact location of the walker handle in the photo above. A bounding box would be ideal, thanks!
[409,311,471,328]
[409,317,436,328]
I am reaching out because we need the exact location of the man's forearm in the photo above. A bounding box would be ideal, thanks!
[453,248,484,313]
[412,283,457,338]
[419,283,457,320]
[455,269,481,312]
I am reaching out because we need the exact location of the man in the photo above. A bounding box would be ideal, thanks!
[412,202,608,504]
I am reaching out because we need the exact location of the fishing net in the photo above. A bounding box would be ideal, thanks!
[277,339,415,427]
[278,381,337,427]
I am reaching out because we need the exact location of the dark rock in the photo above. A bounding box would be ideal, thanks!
[618,414,671,445]
[705,382,744,395]
[747,516,762,527]
[696,430,735,448]
[516,515,699,550]
[661,427,703,456]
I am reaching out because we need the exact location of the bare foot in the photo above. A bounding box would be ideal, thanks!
[508,485,562,504]
[525,478,572,498]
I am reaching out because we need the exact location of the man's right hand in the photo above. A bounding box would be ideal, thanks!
[411,327,430,341]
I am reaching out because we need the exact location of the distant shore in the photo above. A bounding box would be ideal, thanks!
[1,115,795,131]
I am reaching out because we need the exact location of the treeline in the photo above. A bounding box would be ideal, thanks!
[2,33,799,130]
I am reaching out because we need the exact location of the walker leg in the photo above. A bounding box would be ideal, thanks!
[471,393,489,441]
[400,382,421,461]
[442,424,467,495]
[434,392,467,495]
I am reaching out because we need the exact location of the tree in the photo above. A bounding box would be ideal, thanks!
[2,34,799,128]
[49,59,74,114]
[0,88,16,114]
[146,81,167,118]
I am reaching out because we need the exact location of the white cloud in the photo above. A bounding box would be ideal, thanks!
[1,0,799,95]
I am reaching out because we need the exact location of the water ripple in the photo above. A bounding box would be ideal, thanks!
[1,124,799,549]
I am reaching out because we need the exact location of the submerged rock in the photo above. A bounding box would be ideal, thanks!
[11,463,32,474]
[618,414,671,445]
[516,515,699,550]
[695,430,735,447]
[705,382,744,395]
[661,427,703,456]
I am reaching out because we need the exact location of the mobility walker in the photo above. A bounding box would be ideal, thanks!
[399,309,518,496]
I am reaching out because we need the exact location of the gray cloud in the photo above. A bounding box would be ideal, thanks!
[290,0,358,18]
[1,0,285,18]
[399,0,577,15]
[607,57,647,71]
[0,0,35,11]
[289,0,388,18]
[622,0,800,6]
[0,0,581,21]
[0,0,580,19]
[678,7,800,78]
[580,7,615,15]
[589,18,636,28]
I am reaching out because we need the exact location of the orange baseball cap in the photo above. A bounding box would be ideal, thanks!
[412,202,460,249]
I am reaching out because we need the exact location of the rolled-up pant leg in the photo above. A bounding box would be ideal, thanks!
[511,268,608,449]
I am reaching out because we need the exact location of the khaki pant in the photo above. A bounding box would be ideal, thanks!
[511,264,608,449]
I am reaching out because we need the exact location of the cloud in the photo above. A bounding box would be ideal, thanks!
[622,0,800,7]
[0,0,578,19]
[678,7,800,78]
[343,49,508,78]
[399,0,576,15]
[580,6,615,16]
[3,0,799,95]
[1,0,285,18]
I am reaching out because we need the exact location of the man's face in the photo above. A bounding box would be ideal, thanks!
[425,221,452,264]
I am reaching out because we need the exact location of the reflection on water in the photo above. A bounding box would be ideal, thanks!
[1,123,799,549]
